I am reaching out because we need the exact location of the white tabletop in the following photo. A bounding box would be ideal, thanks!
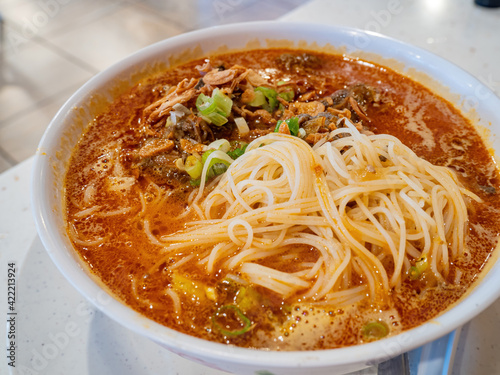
[1,0,500,374]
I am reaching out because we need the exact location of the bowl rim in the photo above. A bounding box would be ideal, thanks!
[31,20,500,370]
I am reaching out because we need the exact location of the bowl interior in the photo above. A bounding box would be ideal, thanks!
[31,21,500,375]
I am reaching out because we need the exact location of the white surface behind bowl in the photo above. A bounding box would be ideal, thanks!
[31,21,500,375]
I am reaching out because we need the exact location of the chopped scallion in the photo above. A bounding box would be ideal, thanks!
[202,149,233,180]
[208,139,231,153]
[274,117,300,136]
[248,90,266,107]
[227,143,248,160]
[214,89,233,115]
[184,155,203,179]
[196,93,216,115]
[196,88,233,126]
[234,117,250,135]
[212,305,252,337]
[362,321,389,340]
[202,149,215,164]
[208,162,229,178]
[255,86,278,112]
[409,256,428,280]
[201,112,228,127]
[278,89,294,102]
[190,179,201,187]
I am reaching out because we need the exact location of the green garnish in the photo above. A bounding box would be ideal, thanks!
[362,321,389,340]
[277,88,294,102]
[254,86,278,112]
[274,117,300,136]
[196,88,233,126]
[409,256,428,280]
[227,143,248,160]
[190,179,201,187]
[208,161,229,178]
[184,155,203,179]
[212,305,253,337]
[207,139,231,153]
[201,149,215,164]
[248,90,267,107]
[201,149,231,179]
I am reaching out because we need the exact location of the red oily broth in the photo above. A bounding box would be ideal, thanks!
[64,49,500,350]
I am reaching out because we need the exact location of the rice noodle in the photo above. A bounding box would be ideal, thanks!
[152,118,480,305]
[165,289,181,314]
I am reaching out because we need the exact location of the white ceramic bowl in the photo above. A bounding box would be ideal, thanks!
[31,21,500,375]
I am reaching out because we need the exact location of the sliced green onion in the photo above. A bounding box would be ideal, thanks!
[203,149,234,166]
[196,93,216,115]
[201,112,228,127]
[287,117,299,136]
[278,89,294,102]
[234,117,250,135]
[202,150,233,180]
[212,88,233,116]
[202,149,216,164]
[196,89,232,116]
[190,179,201,187]
[175,158,185,171]
[208,139,231,153]
[255,86,278,112]
[207,157,231,178]
[209,162,228,177]
[409,256,428,280]
[212,305,252,337]
[362,321,389,340]
[227,143,248,160]
[184,155,203,179]
[248,90,266,107]
[274,117,300,136]
[196,88,233,126]
[408,267,420,280]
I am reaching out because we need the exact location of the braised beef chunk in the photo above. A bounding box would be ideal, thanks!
[276,52,322,73]
[329,84,379,123]
[167,115,208,144]
[137,139,175,159]
[133,153,189,188]
[194,78,205,90]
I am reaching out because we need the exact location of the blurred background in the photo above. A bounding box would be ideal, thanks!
[0,0,309,173]
[0,0,498,175]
